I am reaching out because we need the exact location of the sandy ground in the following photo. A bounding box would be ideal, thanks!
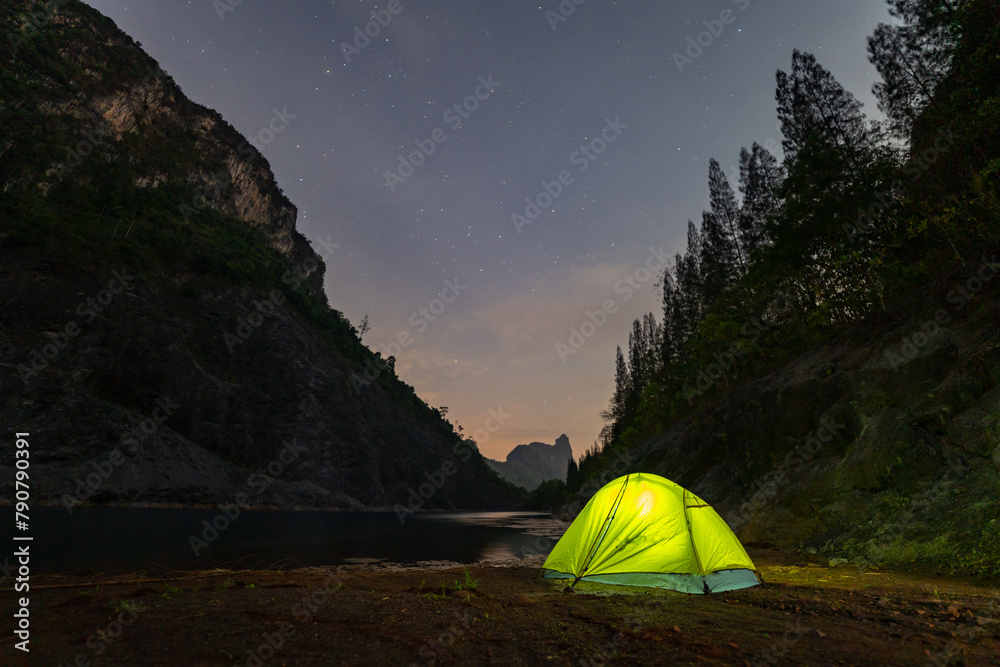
[1,547,998,666]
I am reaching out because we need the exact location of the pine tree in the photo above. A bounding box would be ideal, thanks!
[776,50,872,164]
[566,457,580,491]
[709,158,747,275]
[772,49,892,295]
[681,221,703,329]
[642,312,661,380]
[611,345,630,426]
[665,255,692,359]
[660,268,677,370]
[628,318,646,392]
[867,0,961,138]
[698,210,735,306]
[738,143,783,257]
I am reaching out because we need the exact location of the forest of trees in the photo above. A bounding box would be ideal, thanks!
[564,0,999,491]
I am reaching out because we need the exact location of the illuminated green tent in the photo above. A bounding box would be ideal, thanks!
[541,473,760,594]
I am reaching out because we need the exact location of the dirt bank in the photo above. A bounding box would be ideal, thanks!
[1,549,997,666]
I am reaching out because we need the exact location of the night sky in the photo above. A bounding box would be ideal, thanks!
[83,0,891,460]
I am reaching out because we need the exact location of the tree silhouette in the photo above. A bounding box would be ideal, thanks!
[709,158,747,275]
[738,143,782,258]
[868,0,960,138]
[776,50,871,164]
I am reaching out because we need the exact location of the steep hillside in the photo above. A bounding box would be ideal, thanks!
[561,293,1000,575]
[0,0,520,510]
[557,0,1000,577]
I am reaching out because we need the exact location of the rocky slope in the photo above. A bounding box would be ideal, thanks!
[487,435,573,491]
[3,1,322,296]
[0,0,520,510]
[562,287,1000,574]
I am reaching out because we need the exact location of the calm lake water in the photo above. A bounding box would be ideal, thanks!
[0,507,560,575]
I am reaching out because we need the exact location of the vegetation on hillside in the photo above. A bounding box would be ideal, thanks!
[560,0,1000,490]
[0,0,483,454]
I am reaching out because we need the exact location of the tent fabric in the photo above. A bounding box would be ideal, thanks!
[541,473,758,594]
[540,568,760,595]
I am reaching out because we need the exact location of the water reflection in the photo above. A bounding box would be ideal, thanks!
[0,507,565,575]
[416,511,545,525]
[476,541,521,561]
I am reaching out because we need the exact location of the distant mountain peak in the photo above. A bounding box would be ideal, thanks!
[487,436,573,491]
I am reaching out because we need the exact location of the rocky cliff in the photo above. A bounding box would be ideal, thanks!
[0,0,520,510]
[3,1,322,295]
[487,435,573,491]
[561,288,1000,574]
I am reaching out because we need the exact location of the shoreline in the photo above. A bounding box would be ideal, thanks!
[0,499,540,513]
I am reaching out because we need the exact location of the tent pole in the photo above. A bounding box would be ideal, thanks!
[576,475,630,584]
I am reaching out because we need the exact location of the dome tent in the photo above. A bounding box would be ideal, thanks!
[541,473,760,594]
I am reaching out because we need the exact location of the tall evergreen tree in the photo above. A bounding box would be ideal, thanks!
[642,312,661,380]
[772,49,894,300]
[867,0,962,138]
[566,457,580,491]
[666,254,694,359]
[709,158,748,275]
[611,345,630,425]
[628,318,647,392]
[698,210,735,306]
[659,269,678,370]
[738,143,783,256]
[776,50,872,164]
[677,222,704,340]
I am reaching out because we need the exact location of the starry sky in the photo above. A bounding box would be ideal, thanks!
[83,0,892,460]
